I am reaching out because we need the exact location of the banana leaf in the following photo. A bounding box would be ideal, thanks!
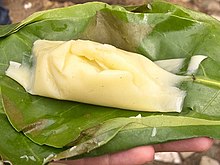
[1,1,220,164]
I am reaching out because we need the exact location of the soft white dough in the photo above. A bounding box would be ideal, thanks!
[6,40,189,112]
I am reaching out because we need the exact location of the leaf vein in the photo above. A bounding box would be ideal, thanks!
[202,90,220,113]
[155,30,189,55]
[200,64,208,77]
[22,136,41,162]
[13,34,32,49]
[1,45,9,66]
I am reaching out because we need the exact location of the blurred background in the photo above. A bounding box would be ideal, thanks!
[1,0,220,164]
[2,0,220,23]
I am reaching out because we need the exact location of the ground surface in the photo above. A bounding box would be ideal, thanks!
[3,0,220,23]
[2,0,220,165]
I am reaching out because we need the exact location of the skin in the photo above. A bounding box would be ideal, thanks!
[51,137,213,165]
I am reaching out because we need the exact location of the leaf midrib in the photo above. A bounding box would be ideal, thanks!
[195,76,220,88]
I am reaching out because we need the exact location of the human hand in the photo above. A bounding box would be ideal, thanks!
[51,137,213,165]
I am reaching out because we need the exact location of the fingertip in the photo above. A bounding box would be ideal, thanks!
[193,137,214,152]
[154,137,214,152]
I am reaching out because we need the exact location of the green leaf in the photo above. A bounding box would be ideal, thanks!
[45,115,220,162]
[0,2,123,37]
[1,77,138,148]
[0,114,62,165]
[1,0,220,163]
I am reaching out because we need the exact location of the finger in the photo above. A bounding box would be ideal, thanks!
[52,146,155,165]
[153,137,213,152]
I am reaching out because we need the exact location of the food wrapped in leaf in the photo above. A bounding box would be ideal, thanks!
[6,39,189,112]
[1,1,220,164]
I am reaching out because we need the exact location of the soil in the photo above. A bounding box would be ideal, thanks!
[3,0,220,23]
